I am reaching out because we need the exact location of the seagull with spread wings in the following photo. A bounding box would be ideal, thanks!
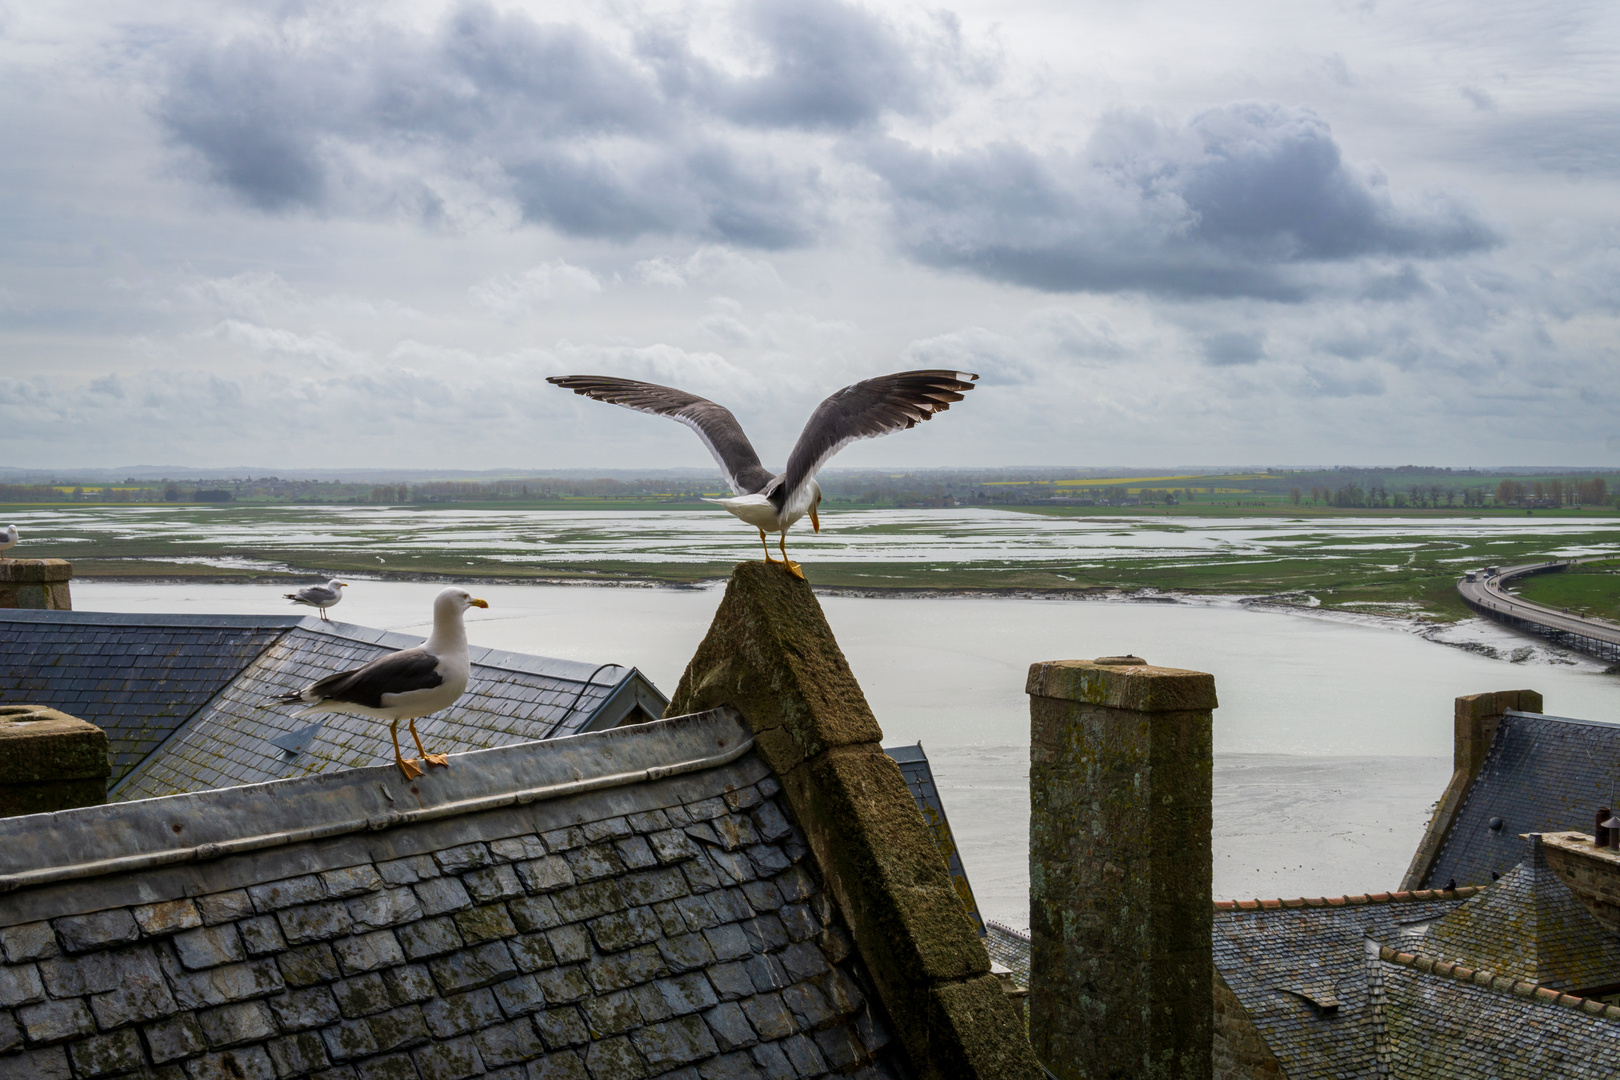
[273,587,488,780]
[548,370,978,578]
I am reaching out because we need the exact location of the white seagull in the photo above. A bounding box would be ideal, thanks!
[0,525,15,558]
[549,369,979,578]
[286,578,348,621]
[273,587,489,780]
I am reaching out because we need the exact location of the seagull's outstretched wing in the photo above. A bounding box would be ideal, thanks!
[548,376,774,495]
[275,649,444,709]
[781,370,978,505]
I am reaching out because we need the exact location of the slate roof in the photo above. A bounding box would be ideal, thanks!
[1418,834,1620,991]
[0,610,667,801]
[0,613,285,781]
[1425,710,1620,890]
[983,922,1029,988]
[884,744,985,936]
[0,708,903,1080]
[1374,945,1620,1077]
[1211,890,1476,1080]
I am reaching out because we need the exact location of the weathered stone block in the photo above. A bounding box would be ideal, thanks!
[665,562,885,771]
[0,707,108,815]
[0,559,73,611]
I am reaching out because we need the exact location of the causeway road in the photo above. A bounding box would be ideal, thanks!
[1457,559,1620,660]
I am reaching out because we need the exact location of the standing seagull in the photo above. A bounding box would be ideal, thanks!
[0,525,15,559]
[273,587,489,780]
[549,369,978,577]
[285,578,348,621]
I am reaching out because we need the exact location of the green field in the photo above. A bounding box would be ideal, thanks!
[1513,561,1620,624]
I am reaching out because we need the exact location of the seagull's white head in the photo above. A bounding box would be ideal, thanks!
[328,579,348,590]
[435,586,489,617]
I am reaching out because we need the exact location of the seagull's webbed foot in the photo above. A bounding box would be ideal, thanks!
[778,533,805,579]
[409,720,449,770]
[390,720,424,780]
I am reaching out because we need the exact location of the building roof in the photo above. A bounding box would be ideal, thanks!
[1375,943,1620,1077]
[1418,834,1620,991]
[0,707,903,1080]
[1211,889,1476,1080]
[1425,710,1620,890]
[0,609,667,801]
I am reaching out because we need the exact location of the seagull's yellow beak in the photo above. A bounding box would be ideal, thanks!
[810,507,820,533]
[337,582,348,588]
[470,598,489,609]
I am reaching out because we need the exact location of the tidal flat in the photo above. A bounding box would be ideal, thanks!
[9,502,1620,620]
[73,577,1620,929]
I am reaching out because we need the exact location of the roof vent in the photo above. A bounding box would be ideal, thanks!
[1278,980,1340,1016]
[268,723,324,758]
[1488,817,1503,831]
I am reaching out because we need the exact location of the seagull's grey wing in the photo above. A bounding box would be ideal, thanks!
[548,376,774,495]
[297,649,444,708]
[780,370,978,504]
[292,585,338,604]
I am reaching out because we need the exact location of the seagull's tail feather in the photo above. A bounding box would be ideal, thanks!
[272,690,309,706]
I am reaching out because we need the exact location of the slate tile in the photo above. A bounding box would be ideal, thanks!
[334,931,406,975]
[348,889,423,931]
[534,966,591,1006]
[199,1001,278,1047]
[67,1028,146,1078]
[397,917,463,961]
[319,1018,378,1062]
[238,916,288,957]
[412,1034,484,1080]
[464,866,524,903]
[54,910,139,953]
[89,969,179,1029]
[133,899,203,936]
[145,1012,208,1063]
[473,1016,544,1066]
[428,941,518,994]
[433,844,492,874]
[533,1006,590,1050]
[414,878,473,917]
[269,986,343,1032]
[333,973,393,1018]
[0,922,58,963]
[422,987,503,1039]
[780,983,835,1029]
[175,925,246,970]
[321,866,384,899]
[168,958,285,1009]
[453,904,517,944]
[278,901,355,945]
[702,1002,757,1051]
[581,988,642,1038]
[250,876,326,913]
[19,998,97,1043]
[384,964,437,1005]
[0,963,45,1006]
[367,1003,430,1052]
[278,944,341,987]
[267,1031,331,1077]
[488,835,547,863]
[582,1035,645,1080]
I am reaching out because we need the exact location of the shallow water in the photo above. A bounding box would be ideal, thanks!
[72,580,1620,926]
[14,505,1620,568]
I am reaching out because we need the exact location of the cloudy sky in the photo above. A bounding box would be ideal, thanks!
[2,0,1616,470]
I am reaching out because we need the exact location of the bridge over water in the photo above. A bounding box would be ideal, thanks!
[1456,558,1620,663]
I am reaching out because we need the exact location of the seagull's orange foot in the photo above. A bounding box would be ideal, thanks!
[782,560,806,580]
[422,753,449,768]
[395,757,424,781]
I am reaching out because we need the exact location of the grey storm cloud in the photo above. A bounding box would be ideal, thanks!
[158,0,958,246]
[866,103,1499,300]
[156,5,1495,299]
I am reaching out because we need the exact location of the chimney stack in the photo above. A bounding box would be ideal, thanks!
[0,706,109,816]
[0,558,73,609]
[1026,656,1217,1080]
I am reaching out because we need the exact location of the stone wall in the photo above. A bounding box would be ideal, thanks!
[0,560,72,611]
[0,707,108,818]
[1211,969,1281,1080]
[1541,831,1620,932]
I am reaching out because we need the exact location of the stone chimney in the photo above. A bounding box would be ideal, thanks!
[0,558,73,609]
[1400,688,1543,891]
[0,705,110,816]
[1026,655,1217,1080]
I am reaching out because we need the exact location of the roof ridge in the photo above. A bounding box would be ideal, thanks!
[1214,886,1484,912]
[1377,944,1620,1022]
